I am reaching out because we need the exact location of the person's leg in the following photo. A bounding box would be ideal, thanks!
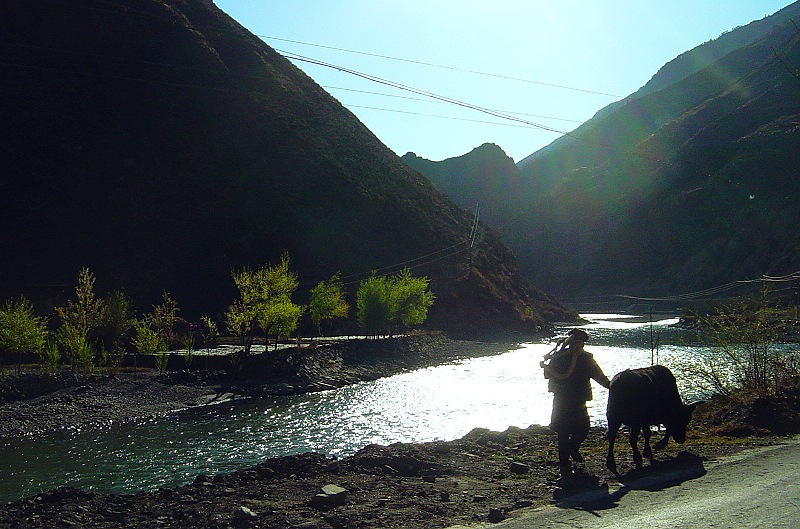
[556,432,573,479]
[569,407,590,465]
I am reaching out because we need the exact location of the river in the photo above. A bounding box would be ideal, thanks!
[1,314,698,503]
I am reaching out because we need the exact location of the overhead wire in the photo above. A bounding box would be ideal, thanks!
[262,35,624,98]
[324,85,585,123]
[616,270,800,303]
[344,105,559,130]
[278,50,575,138]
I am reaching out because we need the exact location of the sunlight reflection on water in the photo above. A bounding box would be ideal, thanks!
[2,313,697,501]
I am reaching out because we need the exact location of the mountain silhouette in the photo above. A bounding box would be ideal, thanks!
[406,4,800,307]
[1,0,574,336]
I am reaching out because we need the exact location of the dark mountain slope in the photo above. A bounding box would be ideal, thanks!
[408,15,800,304]
[519,1,800,167]
[0,0,574,336]
[401,144,526,236]
[518,20,800,299]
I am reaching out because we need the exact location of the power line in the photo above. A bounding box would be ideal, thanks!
[616,270,800,303]
[324,85,585,123]
[345,105,562,130]
[263,36,624,98]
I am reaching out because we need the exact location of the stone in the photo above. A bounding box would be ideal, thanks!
[509,461,530,474]
[192,474,211,486]
[311,484,348,507]
[256,467,276,479]
[488,507,506,523]
[233,506,258,520]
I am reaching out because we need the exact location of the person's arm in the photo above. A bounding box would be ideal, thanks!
[589,358,611,389]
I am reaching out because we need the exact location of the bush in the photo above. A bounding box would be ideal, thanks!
[0,296,48,371]
[682,297,800,399]
[356,269,434,337]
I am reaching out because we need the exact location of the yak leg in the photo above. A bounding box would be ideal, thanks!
[606,420,621,473]
[653,429,670,451]
[629,426,644,469]
[642,426,654,461]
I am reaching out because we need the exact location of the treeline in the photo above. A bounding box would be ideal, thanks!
[0,255,434,373]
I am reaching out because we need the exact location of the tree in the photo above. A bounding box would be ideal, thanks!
[131,292,177,372]
[55,267,103,338]
[96,290,134,367]
[681,290,799,399]
[309,272,349,337]
[55,267,104,369]
[226,253,304,354]
[0,296,48,372]
[132,319,165,372]
[199,315,218,371]
[356,269,435,337]
[391,268,434,329]
[356,274,395,338]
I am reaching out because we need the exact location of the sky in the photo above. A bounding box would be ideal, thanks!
[214,1,795,163]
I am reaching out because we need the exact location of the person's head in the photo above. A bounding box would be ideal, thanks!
[568,328,589,347]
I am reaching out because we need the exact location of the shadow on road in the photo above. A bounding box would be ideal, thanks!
[552,451,707,515]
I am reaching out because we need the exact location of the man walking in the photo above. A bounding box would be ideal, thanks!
[542,328,610,480]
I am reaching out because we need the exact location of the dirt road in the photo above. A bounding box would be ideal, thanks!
[455,436,800,529]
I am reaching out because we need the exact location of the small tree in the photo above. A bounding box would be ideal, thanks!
[55,267,105,370]
[132,318,165,371]
[391,268,434,329]
[356,274,395,338]
[97,290,134,368]
[55,267,104,338]
[57,322,94,371]
[0,296,48,373]
[150,291,179,348]
[199,315,218,371]
[131,293,176,372]
[356,269,435,338]
[309,272,349,338]
[226,253,304,354]
[681,292,799,399]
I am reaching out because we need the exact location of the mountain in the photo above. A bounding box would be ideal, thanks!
[407,6,800,307]
[518,1,800,168]
[401,144,526,235]
[0,0,575,337]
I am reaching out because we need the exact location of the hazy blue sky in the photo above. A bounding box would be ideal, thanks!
[215,1,795,162]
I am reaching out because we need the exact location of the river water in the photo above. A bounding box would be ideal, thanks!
[1,314,699,503]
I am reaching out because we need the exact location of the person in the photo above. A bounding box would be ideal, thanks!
[541,328,610,480]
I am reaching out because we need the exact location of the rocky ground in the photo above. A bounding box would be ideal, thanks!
[0,335,797,528]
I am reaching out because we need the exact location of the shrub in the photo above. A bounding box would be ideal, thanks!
[682,297,800,399]
[356,269,434,337]
[356,275,394,337]
[309,272,349,337]
[226,253,304,354]
[0,296,48,372]
[57,322,94,371]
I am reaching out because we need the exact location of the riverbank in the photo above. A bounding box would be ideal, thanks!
[1,334,798,528]
[0,334,520,438]
[0,423,791,529]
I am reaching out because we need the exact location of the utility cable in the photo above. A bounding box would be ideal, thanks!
[279,50,574,137]
[345,105,558,130]
[263,36,623,98]
[325,85,584,123]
